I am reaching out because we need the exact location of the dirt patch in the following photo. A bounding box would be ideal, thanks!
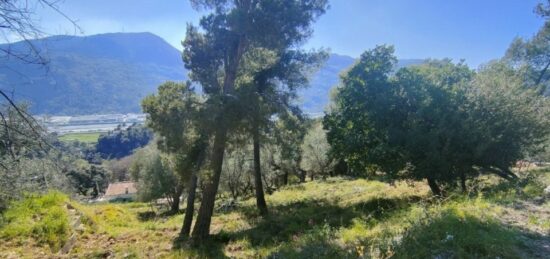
[499,199,550,258]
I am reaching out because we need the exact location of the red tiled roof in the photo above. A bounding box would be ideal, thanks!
[104,182,137,197]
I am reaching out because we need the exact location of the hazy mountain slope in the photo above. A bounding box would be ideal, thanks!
[0,32,423,115]
[0,32,186,115]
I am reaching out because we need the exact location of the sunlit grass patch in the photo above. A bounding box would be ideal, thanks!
[336,197,521,258]
[0,191,70,251]
[392,200,524,259]
[481,167,550,204]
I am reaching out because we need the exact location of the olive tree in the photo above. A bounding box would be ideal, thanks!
[324,46,549,196]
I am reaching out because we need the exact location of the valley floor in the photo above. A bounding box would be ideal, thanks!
[1,168,549,258]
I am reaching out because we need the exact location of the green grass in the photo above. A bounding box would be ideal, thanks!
[0,191,70,251]
[58,132,101,143]
[1,168,548,258]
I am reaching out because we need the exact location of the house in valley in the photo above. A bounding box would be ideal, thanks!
[102,182,137,202]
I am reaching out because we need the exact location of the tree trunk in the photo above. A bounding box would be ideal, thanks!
[180,172,198,238]
[253,125,268,216]
[427,177,442,196]
[298,169,306,183]
[191,126,227,243]
[190,32,245,243]
[282,171,288,185]
[170,185,183,213]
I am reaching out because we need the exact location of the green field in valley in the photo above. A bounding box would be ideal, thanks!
[58,132,102,143]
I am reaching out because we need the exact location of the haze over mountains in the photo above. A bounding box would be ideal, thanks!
[0,32,422,115]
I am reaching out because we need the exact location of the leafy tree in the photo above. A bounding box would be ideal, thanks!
[469,61,550,170]
[236,47,326,215]
[0,104,53,209]
[301,119,334,180]
[130,145,182,209]
[324,46,403,179]
[67,161,108,198]
[324,46,549,196]
[505,0,550,95]
[183,0,328,241]
[220,142,254,200]
[103,155,134,182]
[141,81,207,237]
[271,112,309,184]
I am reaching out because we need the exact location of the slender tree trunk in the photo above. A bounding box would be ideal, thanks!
[427,177,442,196]
[180,135,207,238]
[282,171,288,185]
[191,126,227,242]
[253,124,268,216]
[170,196,180,213]
[298,169,306,183]
[170,185,184,213]
[180,172,198,238]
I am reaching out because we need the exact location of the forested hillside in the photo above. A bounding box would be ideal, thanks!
[0,32,187,115]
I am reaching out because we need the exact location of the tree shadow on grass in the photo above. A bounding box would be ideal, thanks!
[137,209,183,222]
[229,196,420,250]
[171,236,229,259]
[169,195,421,258]
[263,201,549,258]
[390,209,549,259]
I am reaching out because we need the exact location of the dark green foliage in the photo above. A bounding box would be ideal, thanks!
[95,124,153,159]
[324,46,549,194]
[324,46,403,177]
[67,163,109,198]
[141,81,206,233]
[184,0,329,241]
[141,82,202,155]
[271,112,310,183]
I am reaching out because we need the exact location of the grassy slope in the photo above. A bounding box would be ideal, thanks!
[1,168,549,258]
[58,132,102,143]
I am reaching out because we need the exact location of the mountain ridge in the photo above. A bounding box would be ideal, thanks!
[0,32,423,115]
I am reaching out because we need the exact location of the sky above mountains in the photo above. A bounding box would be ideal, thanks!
[36,0,544,67]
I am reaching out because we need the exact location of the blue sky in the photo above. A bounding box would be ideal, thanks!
[38,0,544,67]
